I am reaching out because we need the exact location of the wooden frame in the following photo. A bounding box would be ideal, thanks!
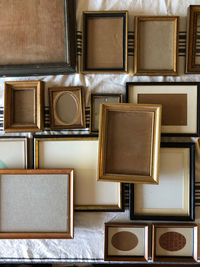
[4,81,44,132]
[152,224,198,262]
[104,223,148,262]
[98,103,162,184]
[0,169,74,239]
[126,82,200,137]
[134,16,179,76]
[130,143,195,221]
[0,137,28,168]
[33,135,124,212]
[49,87,85,130]
[82,11,128,73]
[90,93,123,132]
[186,5,200,73]
[0,0,76,76]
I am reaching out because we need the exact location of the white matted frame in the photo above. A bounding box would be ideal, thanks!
[0,137,28,168]
[104,223,148,262]
[152,224,198,262]
[126,82,200,136]
[130,143,195,221]
[0,169,74,239]
[34,135,124,211]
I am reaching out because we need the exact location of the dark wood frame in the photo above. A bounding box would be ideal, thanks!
[90,93,123,133]
[152,224,198,262]
[126,82,200,137]
[104,223,149,262]
[134,16,179,76]
[49,87,86,130]
[33,134,124,212]
[130,142,195,221]
[4,81,44,132]
[186,5,200,73]
[82,11,128,73]
[0,0,76,76]
[0,169,74,239]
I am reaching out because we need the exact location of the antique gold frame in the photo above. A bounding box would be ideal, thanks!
[134,16,179,76]
[0,169,74,239]
[152,224,198,262]
[104,223,149,262]
[98,103,162,184]
[4,81,44,132]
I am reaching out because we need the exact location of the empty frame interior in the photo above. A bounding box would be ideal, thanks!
[0,169,73,239]
[83,12,127,71]
[34,138,122,211]
[133,147,190,217]
[127,84,198,135]
[134,17,178,75]
[0,0,66,65]
[0,138,27,168]
[98,104,161,183]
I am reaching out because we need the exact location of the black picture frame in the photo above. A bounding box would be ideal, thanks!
[0,0,76,77]
[82,11,128,73]
[130,142,195,221]
[126,82,200,137]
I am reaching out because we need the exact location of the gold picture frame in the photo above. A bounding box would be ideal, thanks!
[98,103,162,184]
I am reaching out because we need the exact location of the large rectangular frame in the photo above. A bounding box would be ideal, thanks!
[134,16,178,76]
[0,0,76,76]
[126,82,200,137]
[0,169,74,239]
[130,142,195,221]
[33,135,124,212]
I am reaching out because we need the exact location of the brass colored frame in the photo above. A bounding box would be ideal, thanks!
[186,5,200,73]
[82,11,128,73]
[4,81,44,132]
[34,135,124,212]
[49,87,86,129]
[98,103,162,184]
[0,169,74,239]
[104,223,149,262]
[152,224,198,262]
[134,16,179,76]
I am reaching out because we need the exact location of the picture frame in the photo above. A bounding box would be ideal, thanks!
[134,16,179,76]
[186,5,200,73]
[152,224,198,262]
[4,81,44,132]
[126,82,200,137]
[0,137,28,168]
[82,11,128,73]
[0,0,76,76]
[130,142,195,221]
[49,87,86,129]
[0,169,74,239]
[98,103,162,184]
[33,135,124,212]
[104,223,148,262]
[90,93,123,132]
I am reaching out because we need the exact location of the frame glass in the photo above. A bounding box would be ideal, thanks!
[0,137,28,168]
[34,135,123,211]
[0,169,74,239]
[82,11,128,73]
[4,81,44,132]
[130,143,195,221]
[104,223,148,262]
[126,82,200,136]
[49,87,85,130]
[134,16,178,76]
[90,93,123,132]
[152,224,198,262]
[0,0,76,76]
[98,103,161,184]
